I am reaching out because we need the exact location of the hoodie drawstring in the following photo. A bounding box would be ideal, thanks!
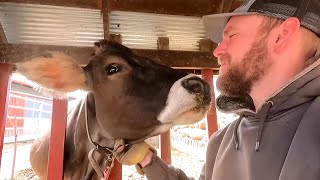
[233,101,273,151]
[255,101,273,151]
[233,115,244,150]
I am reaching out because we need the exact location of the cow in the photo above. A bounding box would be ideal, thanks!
[15,40,212,179]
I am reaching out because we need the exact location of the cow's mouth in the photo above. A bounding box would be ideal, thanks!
[128,74,212,144]
[195,93,211,108]
[174,103,210,125]
[128,105,210,144]
[127,103,210,145]
[157,74,211,123]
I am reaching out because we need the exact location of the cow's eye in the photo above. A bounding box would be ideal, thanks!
[106,64,121,75]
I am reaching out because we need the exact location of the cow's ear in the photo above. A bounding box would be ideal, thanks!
[15,52,91,93]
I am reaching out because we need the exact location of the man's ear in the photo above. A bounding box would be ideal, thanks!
[15,52,91,93]
[273,17,301,53]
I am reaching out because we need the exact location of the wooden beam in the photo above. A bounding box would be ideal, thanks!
[0,0,100,9]
[108,0,219,16]
[220,0,234,13]
[229,0,243,12]
[95,0,102,10]
[0,0,224,15]
[0,22,7,43]
[133,49,218,69]
[0,63,12,169]
[0,43,219,69]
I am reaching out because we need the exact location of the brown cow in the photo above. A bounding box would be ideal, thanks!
[15,40,211,179]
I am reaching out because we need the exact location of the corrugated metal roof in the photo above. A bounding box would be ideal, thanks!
[0,2,103,47]
[0,2,207,51]
[109,11,206,51]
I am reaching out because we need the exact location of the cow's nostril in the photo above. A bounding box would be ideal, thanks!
[182,78,205,94]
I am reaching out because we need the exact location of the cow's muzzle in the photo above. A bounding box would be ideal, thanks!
[181,76,211,107]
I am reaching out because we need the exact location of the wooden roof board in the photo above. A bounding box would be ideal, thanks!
[0,43,219,69]
[0,0,226,16]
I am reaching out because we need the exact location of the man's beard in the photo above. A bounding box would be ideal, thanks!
[216,37,271,97]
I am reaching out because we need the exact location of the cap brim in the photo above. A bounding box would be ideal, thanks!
[202,12,258,43]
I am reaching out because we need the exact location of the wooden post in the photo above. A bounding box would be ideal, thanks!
[201,70,218,137]
[199,39,219,138]
[0,63,12,169]
[157,37,169,50]
[109,34,122,44]
[108,158,122,179]
[199,39,215,53]
[47,99,67,180]
[102,0,110,40]
[158,37,172,164]
[159,130,171,164]
[0,21,8,43]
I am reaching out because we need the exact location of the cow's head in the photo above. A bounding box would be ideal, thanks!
[15,40,211,142]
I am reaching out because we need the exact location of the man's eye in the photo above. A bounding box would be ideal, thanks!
[230,34,237,38]
[106,64,122,75]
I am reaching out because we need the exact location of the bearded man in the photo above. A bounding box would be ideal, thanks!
[115,0,320,179]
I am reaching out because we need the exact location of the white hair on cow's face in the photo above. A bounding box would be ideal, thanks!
[15,52,89,99]
[157,74,208,125]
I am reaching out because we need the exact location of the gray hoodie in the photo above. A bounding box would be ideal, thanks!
[142,58,320,180]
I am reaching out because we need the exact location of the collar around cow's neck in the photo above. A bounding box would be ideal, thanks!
[85,94,116,178]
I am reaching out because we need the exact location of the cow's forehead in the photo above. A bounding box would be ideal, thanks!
[94,40,133,57]
[92,41,170,72]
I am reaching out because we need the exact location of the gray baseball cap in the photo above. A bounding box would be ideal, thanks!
[202,0,320,43]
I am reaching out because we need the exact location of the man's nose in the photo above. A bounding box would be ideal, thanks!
[213,41,227,57]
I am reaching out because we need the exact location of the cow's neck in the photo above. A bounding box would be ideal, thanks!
[64,93,115,178]
[83,92,115,148]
